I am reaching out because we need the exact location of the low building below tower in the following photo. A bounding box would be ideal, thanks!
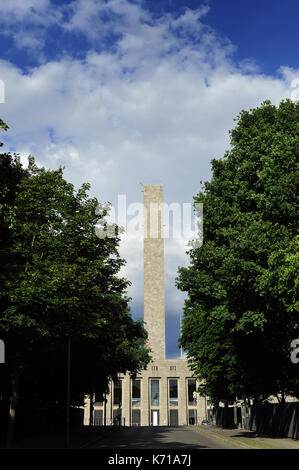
[84,359,207,427]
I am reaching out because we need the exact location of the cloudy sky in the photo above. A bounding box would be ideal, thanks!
[0,0,298,358]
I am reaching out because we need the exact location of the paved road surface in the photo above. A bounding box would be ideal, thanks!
[85,426,239,449]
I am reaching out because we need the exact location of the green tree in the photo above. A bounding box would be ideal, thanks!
[177,99,299,405]
[0,123,150,445]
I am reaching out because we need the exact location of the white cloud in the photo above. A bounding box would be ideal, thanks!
[63,0,151,41]
[0,0,298,355]
[0,0,51,19]
[0,0,60,54]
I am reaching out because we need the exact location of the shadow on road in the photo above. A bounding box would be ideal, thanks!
[92,426,208,449]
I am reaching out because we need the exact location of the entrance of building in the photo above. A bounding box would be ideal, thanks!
[94,409,103,426]
[169,409,178,426]
[132,409,141,426]
[188,409,197,425]
[151,410,159,426]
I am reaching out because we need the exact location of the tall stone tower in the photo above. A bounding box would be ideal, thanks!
[84,184,206,428]
[143,185,165,361]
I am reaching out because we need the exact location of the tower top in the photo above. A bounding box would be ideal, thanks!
[143,185,163,189]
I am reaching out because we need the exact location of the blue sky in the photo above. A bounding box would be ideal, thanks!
[0,0,298,358]
[1,0,299,74]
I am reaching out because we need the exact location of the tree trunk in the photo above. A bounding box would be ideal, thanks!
[6,367,20,449]
[89,392,94,426]
[253,396,260,407]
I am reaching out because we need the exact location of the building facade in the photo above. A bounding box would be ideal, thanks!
[84,185,206,426]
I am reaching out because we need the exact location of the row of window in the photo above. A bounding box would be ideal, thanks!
[94,408,198,426]
[151,365,176,371]
[96,379,197,407]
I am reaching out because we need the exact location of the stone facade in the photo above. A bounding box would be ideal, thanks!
[84,185,206,426]
[85,360,206,426]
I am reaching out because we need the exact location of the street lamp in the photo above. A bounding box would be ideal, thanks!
[104,392,107,426]
[204,395,211,421]
[66,312,71,449]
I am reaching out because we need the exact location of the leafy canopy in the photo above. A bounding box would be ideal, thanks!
[177,99,299,404]
[0,124,150,408]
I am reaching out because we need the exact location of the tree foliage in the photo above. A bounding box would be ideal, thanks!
[177,99,299,404]
[0,122,150,429]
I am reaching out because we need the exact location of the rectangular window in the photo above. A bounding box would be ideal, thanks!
[188,379,196,405]
[169,379,178,406]
[169,409,178,426]
[132,379,141,406]
[151,380,159,406]
[132,409,141,426]
[94,392,104,406]
[113,408,122,425]
[94,409,103,426]
[113,380,122,406]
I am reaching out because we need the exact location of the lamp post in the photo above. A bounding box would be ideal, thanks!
[104,392,107,426]
[66,313,71,449]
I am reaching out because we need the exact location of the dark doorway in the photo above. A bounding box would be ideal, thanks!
[169,409,178,426]
[132,409,141,426]
[94,409,103,426]
[188,408,197,425]
[113,408,122,425]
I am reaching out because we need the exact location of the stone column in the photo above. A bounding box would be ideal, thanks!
[179,378,188,425]
[122,374,131,427]
[84,395,91,425]
[141,377,149,426]
[160,376,168,425]
[106,381,113,426]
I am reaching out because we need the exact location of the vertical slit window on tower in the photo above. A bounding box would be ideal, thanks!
[151,380,159,406]
[132,380,141,406]
[169,379,178,406]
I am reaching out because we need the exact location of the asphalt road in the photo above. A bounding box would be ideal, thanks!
[85,426,239,449]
